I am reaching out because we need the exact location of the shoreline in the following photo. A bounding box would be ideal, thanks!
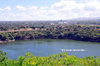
[0,38,100,44]
[0,40,15,44]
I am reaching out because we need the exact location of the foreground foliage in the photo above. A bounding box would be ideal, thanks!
[0,50,100,66]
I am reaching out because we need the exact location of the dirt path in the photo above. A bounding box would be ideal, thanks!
[0,30,34,33]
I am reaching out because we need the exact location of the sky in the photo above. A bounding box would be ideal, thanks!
[0,0,100,21]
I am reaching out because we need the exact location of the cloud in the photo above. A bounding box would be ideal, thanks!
[1,0,100,21]
[83,0,100,11]
[4,6,11,11]
[72,7,81,13]
[16,5,27,11]
[8,12,32,20]
[46,10,58,16]
[81,0,98,2]
[50,1,66,9]
[40,6,48,10]
[50,0,100,19]
[51,0,76,9]
[0,6,11,11]
[28,5,38,10]
[81,0,91,2]
[0,8,3,11]
[28,10,39,17]
[89,11,100,17]
[83,5,97,11]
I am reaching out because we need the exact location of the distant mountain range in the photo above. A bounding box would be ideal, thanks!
[73,17,100,21]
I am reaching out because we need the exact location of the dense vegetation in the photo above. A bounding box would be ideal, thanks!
[1,21,100,43]
[1,25,100,42]
[0,21,57,31]
[0,50,100,66]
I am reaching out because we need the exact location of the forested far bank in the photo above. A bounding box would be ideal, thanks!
[1,25,100,43]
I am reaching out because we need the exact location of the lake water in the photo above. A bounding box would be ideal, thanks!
[0,39,100,59]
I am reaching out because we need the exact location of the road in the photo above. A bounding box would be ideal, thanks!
[0,30,34,33]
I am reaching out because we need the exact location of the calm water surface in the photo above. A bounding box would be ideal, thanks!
[0,39,100,59]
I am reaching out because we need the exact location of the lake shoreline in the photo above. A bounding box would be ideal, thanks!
[0,40,15,44]
[0,37,100,44]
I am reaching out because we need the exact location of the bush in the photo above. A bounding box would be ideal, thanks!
[0,51,100,66]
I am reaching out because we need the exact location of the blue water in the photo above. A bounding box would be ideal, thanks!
[0,39,100,59]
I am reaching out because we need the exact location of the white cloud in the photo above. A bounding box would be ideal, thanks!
[50,0,100,19]
[8,12,32,20]
[39,9,47,14]
[83,0,100,11]
[72,7,81,13]
[16,5,27,11]
[1,0,100,21]
[51,1,66,9]
[81,0,91,2]
[51,0,76,9]
[28,10,39,17]
[89,11,100,17]
[1,14,5,16]
[83,6,97,11]
[0,8,3,11]
[28,5,38,10]
[40,6,48,10]
[46,10,59,16]
[0,6,11,11]
[4,6,11,11]
[81,0,98,2]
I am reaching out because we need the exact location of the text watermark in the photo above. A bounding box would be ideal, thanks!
[61,49,85,51]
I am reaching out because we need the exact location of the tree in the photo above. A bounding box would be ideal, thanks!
[0,50,8,62]
[30,26,35,29]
